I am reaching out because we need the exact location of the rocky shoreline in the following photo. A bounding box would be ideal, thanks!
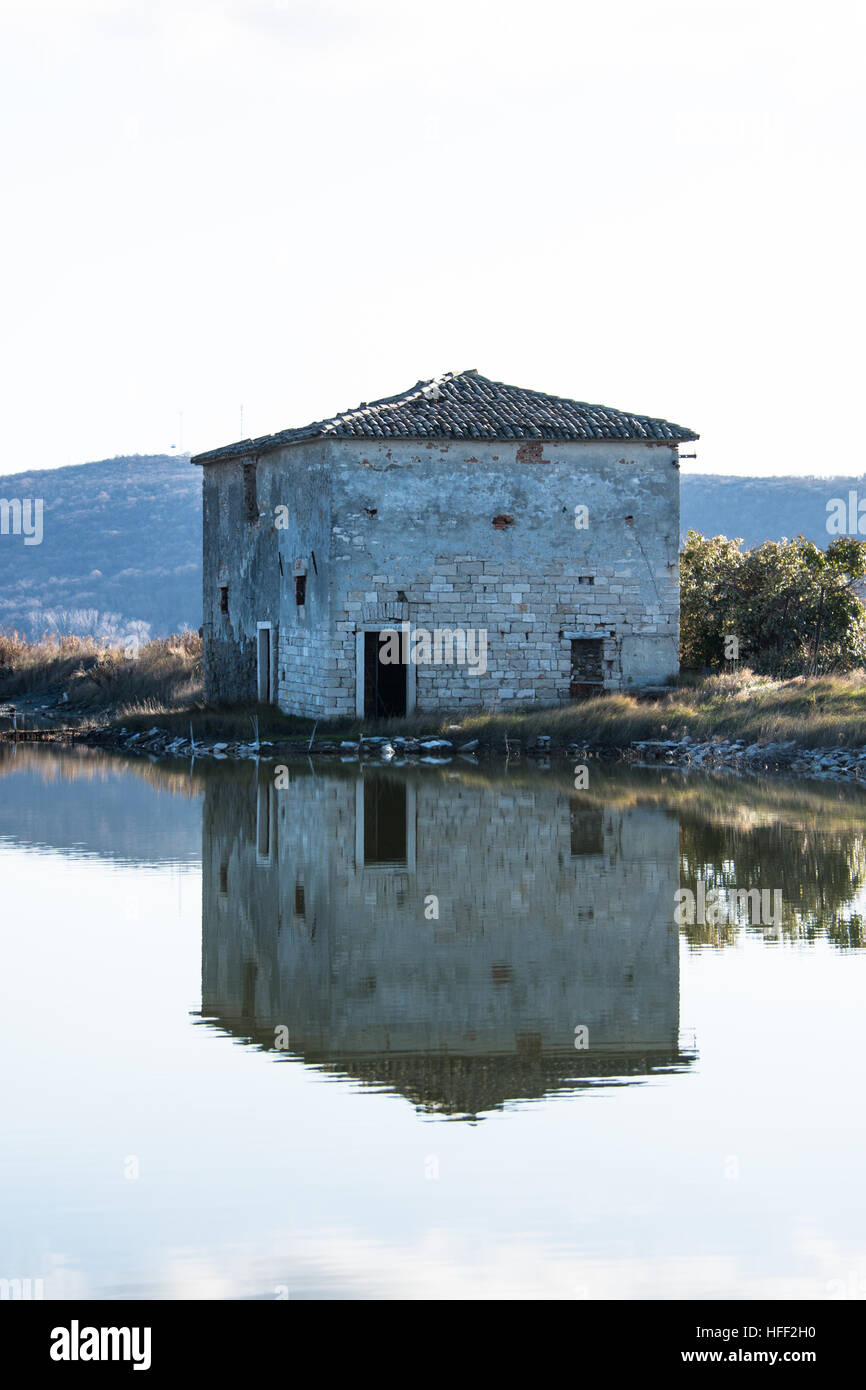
[80,725,486,765]
[7,682,866,783]
[74,724,866,783]
[630,737,866,782]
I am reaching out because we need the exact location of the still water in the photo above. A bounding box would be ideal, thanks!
[1,746,864,1300]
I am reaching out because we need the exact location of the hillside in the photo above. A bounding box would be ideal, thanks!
[681,474,866,550]
[0,454,200,641]
[0,456,861,640]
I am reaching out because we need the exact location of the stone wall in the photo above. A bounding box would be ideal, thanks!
[318,435,680,715]
[201,444,331,705]
[201,434,680,714]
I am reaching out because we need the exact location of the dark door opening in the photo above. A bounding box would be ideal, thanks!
[569,638,604,699]
[363,778,408,864]
[364,630,407,718]
[569,804,605,856]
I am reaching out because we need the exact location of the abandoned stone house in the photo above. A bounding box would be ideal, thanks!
[192,370,698,718]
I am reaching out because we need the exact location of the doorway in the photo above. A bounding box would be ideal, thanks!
[355,776,417,870]
[363,630,407,718]
[257,623,275,703]
[569,637,604,699]
[363,778,408,864]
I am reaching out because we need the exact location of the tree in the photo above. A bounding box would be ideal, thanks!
[680,532,866,674]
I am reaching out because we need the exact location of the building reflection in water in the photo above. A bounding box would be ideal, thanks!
[200,763,695,1119]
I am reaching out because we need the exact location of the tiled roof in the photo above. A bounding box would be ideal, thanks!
[192,370,698,463]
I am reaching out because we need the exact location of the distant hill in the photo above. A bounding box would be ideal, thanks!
[0,454,200,641]
[680,474,866,550]
[0,456,861,640]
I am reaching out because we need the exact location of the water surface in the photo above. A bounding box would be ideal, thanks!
[1,746,864,1299]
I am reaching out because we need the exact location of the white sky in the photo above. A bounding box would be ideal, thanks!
[1,0,863,475]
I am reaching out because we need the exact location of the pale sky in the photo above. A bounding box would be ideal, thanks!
[1,0,863,475]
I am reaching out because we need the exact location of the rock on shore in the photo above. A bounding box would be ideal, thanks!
[630,737,866,781]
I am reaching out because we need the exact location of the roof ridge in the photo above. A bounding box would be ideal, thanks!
[192,369,698,463]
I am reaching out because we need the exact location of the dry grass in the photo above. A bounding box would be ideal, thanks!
[0,630,203,711]
[315,667,866,748]
[116,701,311,741]
[74,667,866,749]
[4,639,866,750]
[447,670,866,749]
